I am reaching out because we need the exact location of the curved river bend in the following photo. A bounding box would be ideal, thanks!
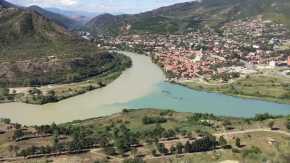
[0,51,289,125]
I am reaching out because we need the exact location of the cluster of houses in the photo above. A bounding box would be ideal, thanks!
[101,16,290,81]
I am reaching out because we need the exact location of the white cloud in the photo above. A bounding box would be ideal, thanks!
[8,0,194,13]
[35,0,77,6]
[12,0,79,7]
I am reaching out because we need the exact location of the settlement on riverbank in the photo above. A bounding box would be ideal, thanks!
[0,51,289,126]
[100,16,290,104]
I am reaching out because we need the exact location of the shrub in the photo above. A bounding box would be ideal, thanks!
[123,158,145,163]
[242,146,262,158]
[104,146,116,156]
[232,148,240,153]
[142,116,167,125]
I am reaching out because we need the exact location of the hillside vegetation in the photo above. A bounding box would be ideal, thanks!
[0,109,289,162]
[0,1,131,89]
[28,5,79,29]
[86,0,290,35]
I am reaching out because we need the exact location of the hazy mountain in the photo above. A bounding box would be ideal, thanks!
[45,7,99,24]
[86,0,290,36]
[28,5,79,29]
[0,0,17,8]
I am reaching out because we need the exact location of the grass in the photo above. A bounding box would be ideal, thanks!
[181,74,290,104]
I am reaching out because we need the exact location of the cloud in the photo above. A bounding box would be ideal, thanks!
[7,0,193,13]
[32,0,78,6]
[9,0,78,7]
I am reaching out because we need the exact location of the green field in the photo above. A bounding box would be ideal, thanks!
[181,74,290,104]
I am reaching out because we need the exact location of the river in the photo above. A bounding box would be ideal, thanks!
[0,51,289,125]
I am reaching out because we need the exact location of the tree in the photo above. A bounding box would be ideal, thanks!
[115,137,130,154]
[287,118,290,130]
[13,129,24,140]
[156,143,168,155]
[268,120,274,129]
[176,142,183,154]
[52,130,60,151]
[0,118,11,124]
[122,108,129,113]
[219,136,227,147]
[99,136,109,147]
[170,146,176,154]
[184,141,192,153]
[151,149,157,156]
[0,87,9,97]
[46,90,57,102]
[191,135,217,152]
[123,158,145,163]
[104,146,116,156]
[235,138,241,147]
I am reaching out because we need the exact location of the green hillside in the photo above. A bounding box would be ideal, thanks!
[86,0,290,35]
[28,5,79,29]
[0,1,131,87]
[0,8,74,60]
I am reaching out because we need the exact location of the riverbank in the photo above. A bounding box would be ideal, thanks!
[0,52,167,125]
[176,74,290,105]
[1,52,132,105]
[99,49,290,105]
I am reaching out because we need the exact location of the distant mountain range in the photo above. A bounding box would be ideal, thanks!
[85,0,290,36]
[0,0,17,8]
[45,8,99,25]
[27,6,80,29]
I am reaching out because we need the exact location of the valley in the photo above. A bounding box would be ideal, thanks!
[0,0,290,162]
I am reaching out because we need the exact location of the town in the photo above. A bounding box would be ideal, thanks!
[95,16,290,84]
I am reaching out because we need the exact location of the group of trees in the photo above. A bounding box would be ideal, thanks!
[0,85,13,101]
[142,116,167,125]
[287,117,290,130]
[0,118,11,124]
[187,113,217,122]
[17,145,54,157]
[253,113,279,121]
[112,125,139,155]
[18,123,110,156]
[138,124,177,143]
[154,134,218,156]
[25,88,58,104]
[123,158,145,163]
[211,72,240,82]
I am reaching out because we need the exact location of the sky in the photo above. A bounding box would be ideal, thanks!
[7,0,194,14]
